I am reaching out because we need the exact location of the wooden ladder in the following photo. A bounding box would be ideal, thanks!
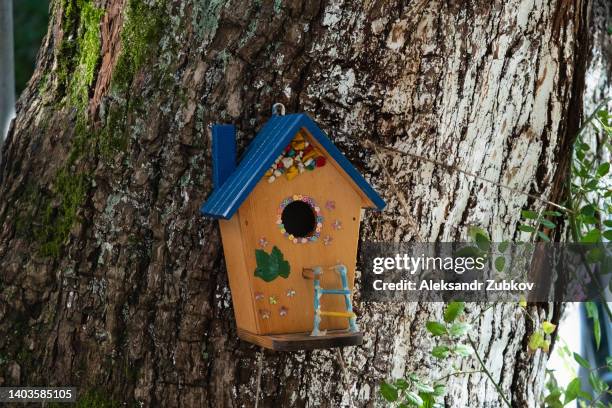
[303,265,358,336]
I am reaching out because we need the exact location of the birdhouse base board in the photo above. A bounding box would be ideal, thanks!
[237,328,363,351]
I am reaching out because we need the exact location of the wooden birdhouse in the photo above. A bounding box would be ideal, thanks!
[201,110,385,351]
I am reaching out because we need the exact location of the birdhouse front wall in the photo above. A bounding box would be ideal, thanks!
[231,130,367,335]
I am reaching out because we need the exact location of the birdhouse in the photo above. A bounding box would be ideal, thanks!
[201,110,385,351]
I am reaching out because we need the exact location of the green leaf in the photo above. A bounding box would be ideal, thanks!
[419,393,434,408]
[564,377,581,404]
[432,384,446,397]
[467,226,489,242]
[542,321,556,335]
[603,220,612,228]
[588,371,607,394]
[518,225,536,233]
[254,246,291,282]
[540,219,556,229]
[521,210,538,219]
[543,210,563,217]
[573,352,591,369]
[270,246,291,278]
[537,231,551,242]
[454,246,481,258]
[414,383,434,394]
[380,382,398,402]
[580,229,601,243]
[585,302,601,350]
[453,344,473,357]
[494,256,506,272]
[405,391,424,407]
[580,204,596,217]
[426,321,447,336]
[586,247,604,263]
[444,301,465,323]
[528,332,546,352]
[498,241,509,252]
[603,230,612,240]
[431,345,450,359]
[475,233,491,251]
[448,322,471,337]
[596,162,610,177]
[394,379,410,390]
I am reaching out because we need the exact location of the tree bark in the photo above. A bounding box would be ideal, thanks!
[0,0,595,407]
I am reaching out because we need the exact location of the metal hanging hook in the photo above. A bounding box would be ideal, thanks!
[272,103,286,116]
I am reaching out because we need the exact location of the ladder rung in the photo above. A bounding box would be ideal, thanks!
[317,311,356,318]
[319,289,351,295]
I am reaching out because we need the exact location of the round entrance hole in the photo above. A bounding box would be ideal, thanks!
[281,200,316,238]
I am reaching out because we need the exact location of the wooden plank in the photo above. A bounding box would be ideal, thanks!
[237,328,363,351]
[238,146,363,335]
[219,215,259,333]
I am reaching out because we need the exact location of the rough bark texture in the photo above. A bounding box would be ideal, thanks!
[0,0,595,407]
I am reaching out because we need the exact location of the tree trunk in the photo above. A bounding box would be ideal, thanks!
[0,0,596,406]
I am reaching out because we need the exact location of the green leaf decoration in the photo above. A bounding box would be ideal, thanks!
[444,301,465,323]
[254,246,290,282]
[380,382,398,402]
[426,321,447,336]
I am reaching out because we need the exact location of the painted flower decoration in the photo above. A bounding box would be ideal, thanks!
[332,219,342,230]
[286,289,296,298]
[260,310,271,319]
[279,306,288,317]
[323,235,333,246]
[255,292,264,301]
[325,200,336,211]
[277,195,323,243]
[258,237,269,249]
[269,296,278,305]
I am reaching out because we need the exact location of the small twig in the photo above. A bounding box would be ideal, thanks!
[335,348,354,407]
[254,347,264,408]
[435,369,485,383]
[469,303,496,325]
[362,140,572,214]
[467,336,512,408]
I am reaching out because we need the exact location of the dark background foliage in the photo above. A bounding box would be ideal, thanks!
[13,0,48,95]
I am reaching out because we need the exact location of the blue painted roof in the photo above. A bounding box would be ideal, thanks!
[201,113,386,219]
